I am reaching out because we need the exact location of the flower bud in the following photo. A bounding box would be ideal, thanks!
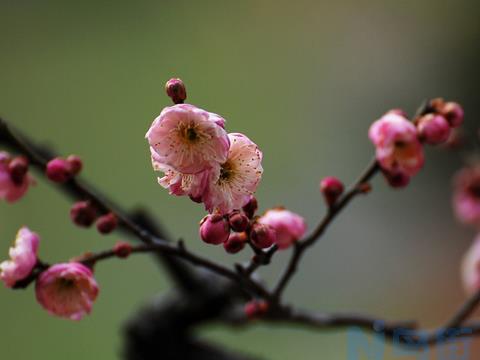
[199,214,230,245]
[441,101,464,128]
[223,232,247,254]
[67,155,83,175]
[113,241,133,259]
[242,196,258,219]
[383,170,410,188]
[165,78,187,104]
[228,210,249,232]
[320,176,344,206]
[244,300,269,319]
[250,223,275,249]
[8,156,29,186]
[416,114,451,145]
[46,158,72,183]
[96,213,118,234]
[70,201,97,227]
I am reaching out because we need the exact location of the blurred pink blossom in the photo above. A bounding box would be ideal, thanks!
[258,208,307,249]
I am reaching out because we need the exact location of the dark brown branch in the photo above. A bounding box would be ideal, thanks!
[272,159,379,300]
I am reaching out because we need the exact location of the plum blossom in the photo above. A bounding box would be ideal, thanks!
[462,234,480,295]
[146,104,230,174]
[203,133,263,214]
[369,112,424,177]
[0,227,40,288]
[0,152,34,203]
[35,262,99,321]
[150,147,210,201]
[453,166,480,227]
[258,208,307,249]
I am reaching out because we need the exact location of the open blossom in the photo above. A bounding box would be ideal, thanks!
[35,262,99,321]
[453,166,480,227]
[0,152,34,203]
[146,104,230,174]
[462,234,480,295]
[369,112,424,177]
[150,147,209,201]
[0,227,39,287]
[203,133,263,214]
[258,208,307,249]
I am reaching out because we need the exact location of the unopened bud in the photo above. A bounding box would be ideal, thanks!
[67,155,83,175]
[8,156,29,185]
[223,232,247,254]
[228,210,249,232]
[199,214,230,245]
[113,241,133,259]
[244,300,269,319]
[416,114,451,145]
[320,176,344,206]
[250,223,275,249]
[242,196,258,219]
[70,201,97,227]
[46,158,72,183]
[441,101,464,128]
[96,213,118,234]
[165,78,187,104]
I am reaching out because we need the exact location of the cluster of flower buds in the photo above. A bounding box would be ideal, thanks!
[147,78,263,215]
[199,197,307,252]
[369,100,464,188]
[46,155,83,183]
[0,152,34,203]
[70,200,117,234]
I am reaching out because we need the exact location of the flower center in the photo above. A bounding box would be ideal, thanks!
[58,278,76,290]
[178,123,200,144]
[219,161,234,183]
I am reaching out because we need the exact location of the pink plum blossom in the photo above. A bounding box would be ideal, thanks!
[0,227,40,288]
[369,112,424,177]
[462,234,480,295]
[453,166,480,227]
[0,152,34,203]
[146,104,230,174]
[258,208,307,249]
[35,262,99,321]
[150,147,210,201]
[203,133,263,214]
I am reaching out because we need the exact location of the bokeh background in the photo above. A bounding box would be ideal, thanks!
[1,0,479,359]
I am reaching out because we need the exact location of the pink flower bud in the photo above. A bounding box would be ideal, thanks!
[199,214,230,245]
[250,223,275,249]
[223,232,247,254]
[242,196,258,219]
[382,170,410,188]
[258,208,307,250]
[320,176,344,206]
[453,166,480,227]
[441,101,464,128]
[8,156,29,185]
[228,210,249,232]
[244,300,269,319]
[113,241,133,259]
[46,158,72,183]
[416,114,451,145]
[66,155,83,175]
[165,78,187,104]
[96,213,118,234]
[70,201,97,227]
[35,262,99,321]
[0,227,40,288]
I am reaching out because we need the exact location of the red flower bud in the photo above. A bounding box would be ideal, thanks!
[8,156,29,186]
[242,196,258,219]
[416,114,451,145]
[223,232,247,254]
[250,223,275,249]
[320,176,344,206]
[165,78,187,104]
[113,241,133,259]
[67,155,83,175]
[96,213,118,234]
[228,210,249,232]
[46,158,72,183]
[199,214,230,245]
[244,300,269,319]
[70,201,97,227]
[441,101,464,128]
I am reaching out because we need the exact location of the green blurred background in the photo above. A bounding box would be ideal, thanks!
[1,0,479,358]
